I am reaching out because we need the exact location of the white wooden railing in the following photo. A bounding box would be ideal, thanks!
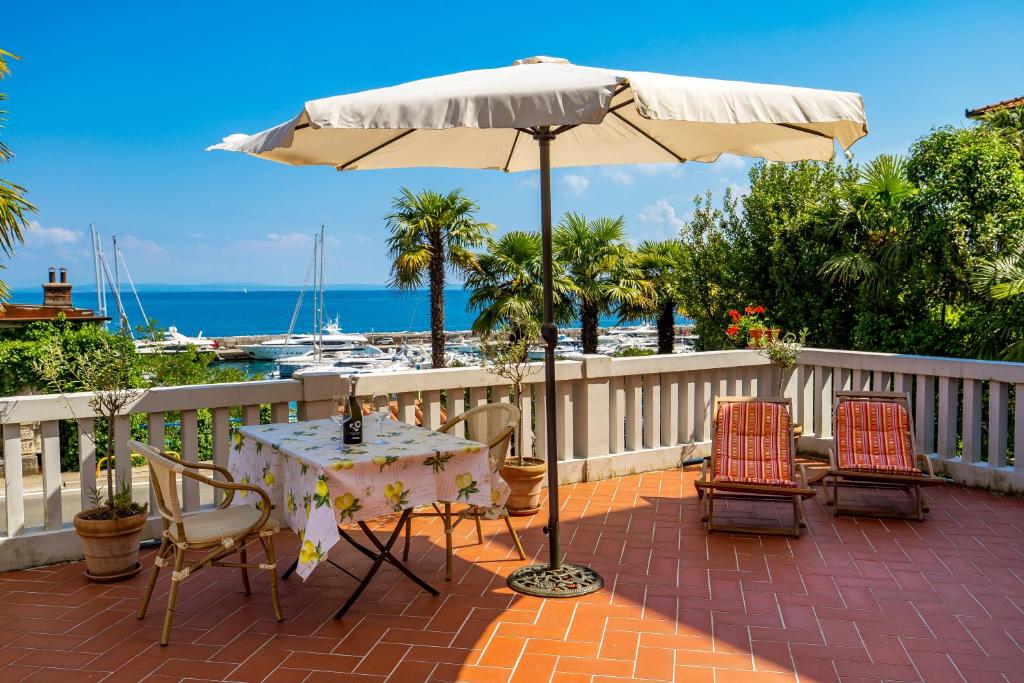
[1,349,1022,571]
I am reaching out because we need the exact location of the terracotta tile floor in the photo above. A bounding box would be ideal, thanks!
[2,466,1024,682]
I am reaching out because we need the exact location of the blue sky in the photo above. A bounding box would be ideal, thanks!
[3,1,1023,288]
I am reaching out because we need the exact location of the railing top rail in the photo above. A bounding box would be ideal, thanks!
[0,379,305,425]
[800,348,1024,383]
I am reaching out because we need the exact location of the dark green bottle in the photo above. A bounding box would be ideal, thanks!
[343,376,362,444]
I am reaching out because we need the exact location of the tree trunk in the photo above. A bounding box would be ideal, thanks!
[429,231,446,369]
[657,299,675,354]
[580,301,599,354]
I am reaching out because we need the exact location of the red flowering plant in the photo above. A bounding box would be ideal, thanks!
[725,305,774,348]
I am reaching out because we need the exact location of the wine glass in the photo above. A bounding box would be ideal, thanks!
[372,394,391,444]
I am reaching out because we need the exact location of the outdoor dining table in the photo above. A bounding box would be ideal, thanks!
[228,416,509,618]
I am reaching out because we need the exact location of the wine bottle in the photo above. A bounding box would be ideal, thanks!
[343,376,363,444]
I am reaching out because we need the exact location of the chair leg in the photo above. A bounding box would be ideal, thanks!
[474,514,484,545]
[402,513,412,561]
[915,484,924,522]
[831,475,841,516]
[443,503,454,582]
[260,535,284,622]
[503,513,526,560]
[792,497,801,537]
[239,543,252,595]
[161,549,186,646]
[706,490,715,533]
[139,536,169,619]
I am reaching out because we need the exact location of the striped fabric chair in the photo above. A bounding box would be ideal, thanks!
[825,392,940,521]
[694,397,814,537]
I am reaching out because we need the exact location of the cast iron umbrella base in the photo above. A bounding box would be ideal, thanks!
[507,562,604,598]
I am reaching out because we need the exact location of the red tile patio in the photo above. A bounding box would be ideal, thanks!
[1,466,1023,683]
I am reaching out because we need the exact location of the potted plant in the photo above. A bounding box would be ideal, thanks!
[480,314,546,516]
[36,333,149,582]
[726,305,779,348]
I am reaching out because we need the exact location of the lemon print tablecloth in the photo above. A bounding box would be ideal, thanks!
[228,417,509,579]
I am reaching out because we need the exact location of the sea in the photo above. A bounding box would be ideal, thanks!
[9,287,677,338]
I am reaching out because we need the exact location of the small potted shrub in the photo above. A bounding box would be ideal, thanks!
[754,328,808,396]
[480,315,546,516]
[36,333,149,581]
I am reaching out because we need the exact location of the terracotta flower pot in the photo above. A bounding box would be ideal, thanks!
[500,457,547,517]
[747,328,765,348]
[73,509,148,582]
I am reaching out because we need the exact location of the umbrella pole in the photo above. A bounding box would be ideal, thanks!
[506,126,603,599]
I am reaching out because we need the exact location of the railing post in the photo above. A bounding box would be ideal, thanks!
[574,355,610,459]
[624,375,641,452]
[2,423,25,537]
[641,373,661,449]
[40,421,62,531]
[961,380,983,464]
[937,376,958,458]
[988,381,1009,468]
[916,375,936,454]
[660,371,679,448]
[297,372,345,421]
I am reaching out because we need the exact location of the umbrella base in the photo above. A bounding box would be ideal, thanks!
[507,562,604,598]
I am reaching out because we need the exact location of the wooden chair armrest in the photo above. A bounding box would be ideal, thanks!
[436,414,463,435]
[917,453,936,478]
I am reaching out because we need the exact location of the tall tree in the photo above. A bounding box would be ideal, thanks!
[676,191,744,351]
[0,49,36,304]
[619,239,685,353]
[385,188,492,368]
[464,230,572,337]
[553,213,650,354]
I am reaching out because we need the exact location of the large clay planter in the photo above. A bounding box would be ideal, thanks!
[500,457,547,517]
[73,509,148,582]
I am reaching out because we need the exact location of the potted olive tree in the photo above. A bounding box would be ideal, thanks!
[480,315,546,516]
[754,329,808,396]
[36,333,149,581]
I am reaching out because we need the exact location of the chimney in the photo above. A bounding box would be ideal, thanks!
[42,266,73,308]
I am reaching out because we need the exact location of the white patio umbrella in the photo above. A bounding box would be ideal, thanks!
[209,56,867,597]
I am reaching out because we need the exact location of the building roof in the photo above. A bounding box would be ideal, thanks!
[0,304,109,326]
[966,95,1024,119]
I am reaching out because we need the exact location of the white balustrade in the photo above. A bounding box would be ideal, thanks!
[2,348,1022,572]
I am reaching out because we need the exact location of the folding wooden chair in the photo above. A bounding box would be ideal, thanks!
[821,391,941,521]
[695,396,814,537]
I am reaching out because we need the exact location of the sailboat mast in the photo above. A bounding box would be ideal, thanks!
[319,225,325,353]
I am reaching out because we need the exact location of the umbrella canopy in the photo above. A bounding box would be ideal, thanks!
[209,56,867,597]
[208,56,866,170]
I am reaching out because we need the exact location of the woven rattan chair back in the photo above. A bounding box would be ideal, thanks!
[130,439,185,528]
[439,403,520,467]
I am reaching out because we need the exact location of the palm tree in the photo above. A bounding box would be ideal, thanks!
[819,154,917,298]
[464,230,573,337]
[619,240,685,354]
[1,49,36,303]
[972,245,1024,361]
[553,213,651,354]
[385,188,492,368]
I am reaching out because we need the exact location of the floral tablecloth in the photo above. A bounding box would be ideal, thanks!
[228,417,509,579]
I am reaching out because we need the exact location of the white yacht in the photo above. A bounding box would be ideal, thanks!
[135,327,217,354]
[240,334,315,360]
[277,344,389,378]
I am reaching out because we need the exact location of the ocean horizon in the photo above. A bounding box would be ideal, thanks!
[9,286,685,338]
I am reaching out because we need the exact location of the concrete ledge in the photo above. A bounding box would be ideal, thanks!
[0,518,164,574]
[929,456,1024,496]
[551,442,711,487]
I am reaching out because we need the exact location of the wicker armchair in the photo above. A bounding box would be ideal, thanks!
[401,403,527,581]
[129,440,284,645]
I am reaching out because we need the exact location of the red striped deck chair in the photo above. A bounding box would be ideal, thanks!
[825,392,940,521]
[694,396,814,538]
